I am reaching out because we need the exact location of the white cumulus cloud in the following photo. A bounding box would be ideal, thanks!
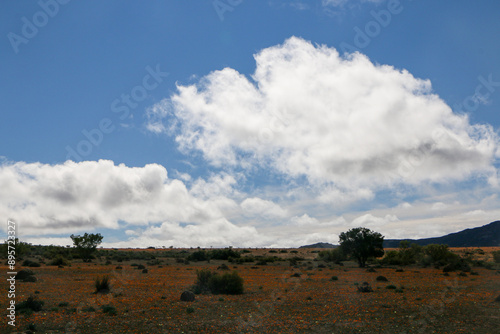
[146,37,498,196]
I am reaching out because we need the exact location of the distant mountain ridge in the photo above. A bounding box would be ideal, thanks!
[298,221,500,248]
[299,242,337,249]
[383,220,500,248]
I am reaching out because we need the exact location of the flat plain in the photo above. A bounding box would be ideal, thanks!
[2,247,499,333]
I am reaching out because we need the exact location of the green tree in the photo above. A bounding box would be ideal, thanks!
[339,227,384,267]
[70,233,103,262]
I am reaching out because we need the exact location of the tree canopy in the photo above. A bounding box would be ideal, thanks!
[70,233,103,262]
[339,227,384,267]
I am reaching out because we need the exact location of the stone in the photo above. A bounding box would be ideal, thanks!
[180,291,195,302]
[16,269,35,280]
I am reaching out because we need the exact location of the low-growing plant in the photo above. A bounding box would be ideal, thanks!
[330,276,338,281]
[386,285,397,289]
[94,276,111,294]
[376,276,388,282]
[101,304,117,315]
[16,295,44,313]
[492,250,500,264]
[22,259,41,267]
[357,282,373,292]
[193,269,244,295]
[48,255,69,266]
[186,306,195,314]
[317,248,346,264]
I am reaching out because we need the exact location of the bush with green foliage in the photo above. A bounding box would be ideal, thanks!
[317,248,346,263]
[22,259,41,267]
[422,244,457,266]
[382,241,423,266]
[209,247,241,260]
[192,269,244,295]
[48,255,69,266]
[188,250,209,262]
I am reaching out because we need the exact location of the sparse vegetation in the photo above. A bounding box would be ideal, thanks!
[192,269,244,295]
[94,276,111,294]
[16,295,44,313]
[317,248,346,263]
[101,304,117,315]
[1,244,498,333]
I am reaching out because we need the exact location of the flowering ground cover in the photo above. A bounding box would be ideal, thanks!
[2,247,499,333]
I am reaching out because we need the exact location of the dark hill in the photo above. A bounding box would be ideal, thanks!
[299,242,337,249]
[383,220,500,248]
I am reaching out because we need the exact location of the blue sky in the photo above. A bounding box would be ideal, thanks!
[1,0,499,247]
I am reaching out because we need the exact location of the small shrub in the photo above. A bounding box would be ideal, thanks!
[386,285,397,289]
[395,268,404,272]
[142,269,148,273]
[376,276,388,282]
[137,264,146,270]
[94,276,111,294]
[330,276,338,281]
[48,255,69,266]
[22,259,41,267]
[193,269,244,295]
[16,296,44,312]
[291,273,301,278]
[217,264,229,270]
[58,302,69,307]
[186,306,195,314]
[101,304,117,315]
[188,250,209,262]
[82,306,96,312]
[317,248,346,264]
[210,271,244,295]
[23,275,37,282]
[366,267,376,272]
[458,272,468,277]
[492,250,500,264]
[357,282,373,292]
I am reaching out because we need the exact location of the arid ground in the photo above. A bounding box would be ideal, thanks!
[2,247,499,333]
